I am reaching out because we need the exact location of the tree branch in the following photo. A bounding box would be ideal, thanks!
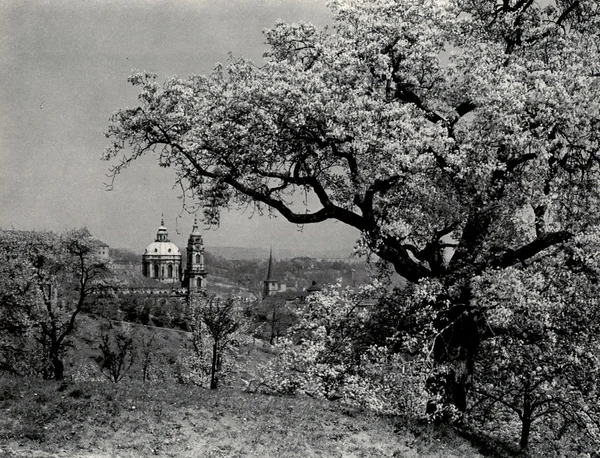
[492,231,573,268]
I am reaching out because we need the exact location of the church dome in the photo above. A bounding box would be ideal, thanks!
[141,217,182,284]
[144,241,181,256]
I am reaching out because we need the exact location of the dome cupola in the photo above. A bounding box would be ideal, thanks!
[156,216,170,242]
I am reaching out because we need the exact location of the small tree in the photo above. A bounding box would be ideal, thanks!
[252,295,296,344]
[139,332,158,382]
[97,322,137,383]
[256,283,429,414]
[188,293,243,389]
[0,241,40,375]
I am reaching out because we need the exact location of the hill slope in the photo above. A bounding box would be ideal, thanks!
[0,315,487,458]
[0,375,485,458]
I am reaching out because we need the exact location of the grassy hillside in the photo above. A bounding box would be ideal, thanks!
[0,314,487,457]
[0,376,484,458]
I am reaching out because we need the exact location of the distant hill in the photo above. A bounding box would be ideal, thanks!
[110,246,358,262]
[207,246,357,260]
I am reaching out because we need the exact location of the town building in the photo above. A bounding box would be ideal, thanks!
[90,238,110,260]
[80,228,110,260]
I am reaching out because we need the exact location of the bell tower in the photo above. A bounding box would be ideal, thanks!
[184,216,207,292]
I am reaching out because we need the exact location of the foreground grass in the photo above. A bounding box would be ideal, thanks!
[0,375,484,458]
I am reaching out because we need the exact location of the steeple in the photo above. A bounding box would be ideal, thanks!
[266,245,274,280]
[262,246,279,299]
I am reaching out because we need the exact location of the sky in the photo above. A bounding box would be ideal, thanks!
[0,0,361,256]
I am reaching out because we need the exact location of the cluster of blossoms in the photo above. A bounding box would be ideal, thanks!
[256,283,429,416]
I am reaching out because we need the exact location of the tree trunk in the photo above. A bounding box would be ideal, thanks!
[269,309,278,345]
[48,338,64,381]
[210,340,218,390]
[428,291,480,419]
[269,321,276,345]
[520,416,532,450]
[520,388,533,450]
[52,357,64,381]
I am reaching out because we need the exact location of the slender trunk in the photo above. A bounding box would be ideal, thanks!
[269,308,278,345]
[520,416,532,450]
[269,318,276,345]
[520,386,533,450]
[52,356,64,381]
[49,338,64,381]
[143,354,151,382]
[210,339,218,389]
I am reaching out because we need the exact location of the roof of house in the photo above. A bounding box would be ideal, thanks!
[90,238,109,248]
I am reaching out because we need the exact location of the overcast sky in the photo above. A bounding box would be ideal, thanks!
[0,0,360,256]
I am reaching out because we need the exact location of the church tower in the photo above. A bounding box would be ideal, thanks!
[262,246,279,299]
[184,216,207,292]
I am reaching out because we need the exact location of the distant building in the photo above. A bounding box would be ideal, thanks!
[90,238,110,260]
[79,227,110,260]
[182,215,207,291]
[262,247,323,302]
[262,246,279,299]
[142,218,182,284]
[236,289,258,303]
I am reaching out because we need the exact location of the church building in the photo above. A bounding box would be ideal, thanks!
[142,216,209,292]
[142,218,182,284]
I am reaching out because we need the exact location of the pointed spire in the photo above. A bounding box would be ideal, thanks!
[161,214,165,226]
[189,214,202,238]
[266,245,274,280]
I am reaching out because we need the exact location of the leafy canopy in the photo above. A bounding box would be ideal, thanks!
[105,0,600,281]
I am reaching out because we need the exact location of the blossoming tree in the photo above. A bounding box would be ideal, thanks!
[105,0,600,411]
[469,233,600,450]
[0,229,112,380]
